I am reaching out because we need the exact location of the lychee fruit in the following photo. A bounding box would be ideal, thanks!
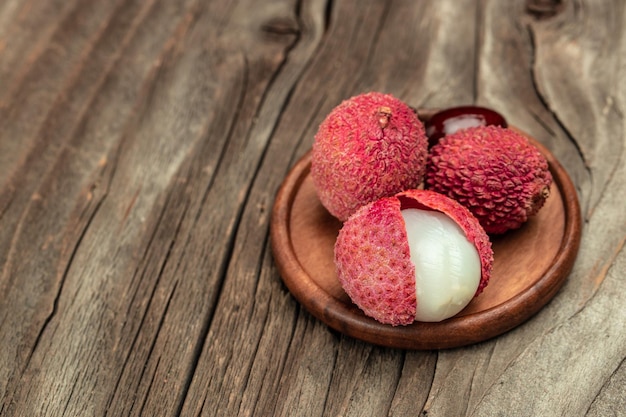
[424,105,508,148]
[334,189,493,325]
[311,92,428,221]
[426,125,553,235]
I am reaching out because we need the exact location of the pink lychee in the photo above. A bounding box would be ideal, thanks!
[426,125,553,234]
[334,189,493,326]
[311,92,428,221]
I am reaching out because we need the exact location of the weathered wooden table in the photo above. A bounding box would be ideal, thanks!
[1,1,625,415]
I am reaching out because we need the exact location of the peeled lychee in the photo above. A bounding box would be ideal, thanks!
[334,189,493,326]
[311,92,428,221]
[425,105,508,148]
[426,125,553,235]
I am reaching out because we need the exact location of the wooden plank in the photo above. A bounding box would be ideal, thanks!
[0,0,217,414]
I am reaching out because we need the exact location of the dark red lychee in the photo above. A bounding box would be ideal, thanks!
[426,125,553,234]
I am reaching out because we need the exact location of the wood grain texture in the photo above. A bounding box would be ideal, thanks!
[0,0,624,416]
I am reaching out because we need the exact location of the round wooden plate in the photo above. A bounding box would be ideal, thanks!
[270,111,582,350]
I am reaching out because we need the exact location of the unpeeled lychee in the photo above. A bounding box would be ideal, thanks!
[311,92,428,221]
[334,189,493,326]
[426,125,553,234]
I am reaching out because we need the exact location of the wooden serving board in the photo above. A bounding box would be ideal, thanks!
[270,117,582,350]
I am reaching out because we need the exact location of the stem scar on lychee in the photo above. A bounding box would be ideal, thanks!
[378,106,392,129]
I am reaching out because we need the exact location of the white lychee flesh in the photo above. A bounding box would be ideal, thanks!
[401,208,482,322]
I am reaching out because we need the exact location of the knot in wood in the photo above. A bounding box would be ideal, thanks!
[526,0,564,20]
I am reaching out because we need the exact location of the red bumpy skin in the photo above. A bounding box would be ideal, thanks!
[311,92,428,221]
[334,189,493,326]
[426,125,553,234]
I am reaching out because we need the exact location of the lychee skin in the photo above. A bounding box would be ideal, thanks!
[426,125,553,235]
[334,189,493,326]
[311,92,428,222]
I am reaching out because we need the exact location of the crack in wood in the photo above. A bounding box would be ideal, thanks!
[524,20,592,198]
[261,18,300,36]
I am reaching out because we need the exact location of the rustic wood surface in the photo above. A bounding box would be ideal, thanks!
[0,0,624,416]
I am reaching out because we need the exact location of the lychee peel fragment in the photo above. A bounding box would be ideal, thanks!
[334,195,416,326]
[311,92,428,221]
[426,125,553,234]
[334,189,493,326]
